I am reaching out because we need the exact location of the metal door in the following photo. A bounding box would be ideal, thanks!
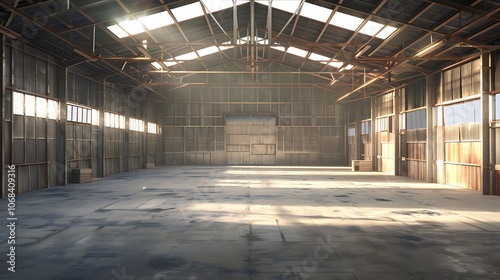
[225,114,276,165]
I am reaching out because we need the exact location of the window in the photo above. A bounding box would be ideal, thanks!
[13,92,24,115]
[148,122,159,134]
[104,112,125,129]
[444,100,480,126]
[347,124,355,137]
[361,120,371,135]
[130,118,145,132]
[377,116,391,132]
[496,94,500,120]
[67,104,98,125]
[406,109,426,130]
[13,92,58,119]
[25,95,36,117]
[48,100,58,120]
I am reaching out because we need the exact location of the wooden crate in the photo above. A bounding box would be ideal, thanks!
[146,163,155,169]
[70,168,92,183]
[352,160,372,172]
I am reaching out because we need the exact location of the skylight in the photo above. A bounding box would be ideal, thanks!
[171,2,204,22]
[359,21,384,37]
[308,52,331,62]
[327,61,344,68]
[107,25,129,38]
[197,46,220,57]
[286,46,309,58]
[263,0,301,14]
[151,42,235,70]
[330,11,363,31]
[118,20,145,36]
[377,25,397,39]
[300,2,332,23]
[176,52,199,61]
[309,52,345,68]
[139,11,174,30]
[201,0,249,13]
[271,46,286,52]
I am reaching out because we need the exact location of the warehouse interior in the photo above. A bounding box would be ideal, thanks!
[0,0,500,195]
[0,0,500,279]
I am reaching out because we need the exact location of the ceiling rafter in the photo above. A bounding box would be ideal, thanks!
[427,0,500,22]
[337,3,500,102]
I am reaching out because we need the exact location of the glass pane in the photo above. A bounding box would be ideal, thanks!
[92,109,99,126]
[13,92,24,115]
[82,108,87,123]
[25,95,36,117]
[77,107,83,122]
[87,109,92,124]
[496,95,500,120]
[48,100,58,120]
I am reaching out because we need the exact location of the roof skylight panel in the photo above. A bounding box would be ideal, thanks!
[308,52,331,62]
[263,0,301,14]
[201,0,249,13]
[359,21,384,37]
[300,2,332,23]
[107,25,129,38]
[219,41,235,51]
[139,11,175,30]
[376,25,397,39]
[271,46,286,52]
[151,62,162,69]
[328,61,344,68]
[197,46,220,57]
[118,20,146,36]
[286,46,308,58]
[175,52,199,61]
[330,11,363,31]
[171,2,205,22]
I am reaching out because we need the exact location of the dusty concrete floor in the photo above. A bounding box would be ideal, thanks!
[0,166,499,280]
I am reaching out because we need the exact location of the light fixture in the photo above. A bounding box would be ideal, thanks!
[415,41,443,57]
[0,26,21,39]
[74,49,98,61]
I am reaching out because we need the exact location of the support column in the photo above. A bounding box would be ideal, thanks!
[371,97,377,171]
[481,53,492,195]
[142,118,147,168]
[355,104,362,160]
[123,94,130,172]
[426,75,436,183]
[394,89,401,176]
[96,79,105,178]
[59,68,68,185]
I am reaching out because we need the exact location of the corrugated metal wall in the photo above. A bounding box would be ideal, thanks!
[436,59,482,191]
[66,68,101,181]
[374,93,395,173]
[401,79,427,181]
[163,64,345,166]
[4,42,63,194]
[1,40,162,198]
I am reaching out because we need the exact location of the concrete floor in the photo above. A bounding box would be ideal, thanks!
[1,166,499,280]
